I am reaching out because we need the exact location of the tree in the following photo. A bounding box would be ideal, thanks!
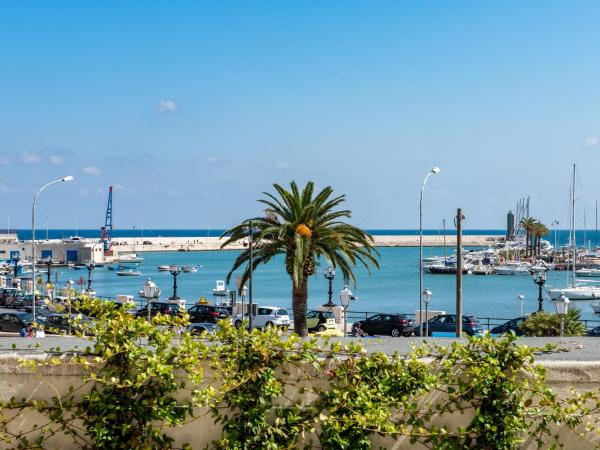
[220,181,379,336]
[532,222,549,257]
[520,217,538,258]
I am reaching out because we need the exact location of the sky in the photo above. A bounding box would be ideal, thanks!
[1,1,600,230]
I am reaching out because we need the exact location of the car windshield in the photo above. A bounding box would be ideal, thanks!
[276,309,288,316]
[17,313,33,322]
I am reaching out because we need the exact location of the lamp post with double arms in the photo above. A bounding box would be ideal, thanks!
[419,167,440,327]
[169,265,181,301]
[244,221,259,329]
[31,176,74,324]
[340,285,352,338]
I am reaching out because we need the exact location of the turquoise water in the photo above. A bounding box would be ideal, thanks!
[53,247,600,324]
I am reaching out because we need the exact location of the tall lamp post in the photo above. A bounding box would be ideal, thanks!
[31,176,74,323]
[45,258,52,284]
[143,278,158,321]
[340,284,353,338]
[169,265,181,301]
[323,267,336,307]
[419,167,440,327]
[553,293,570,337]
[423,288,432,337]
[85,263,95,296]
[532,271,547,312]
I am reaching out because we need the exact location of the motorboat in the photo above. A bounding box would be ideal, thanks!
[548,284,600,300]
[493,262,531,276]
[119,253,144,264]
[182,265,198,273]
[212,280,229,296]
[592,303,600,314]
[472,263,493,275]
[574,268,600,277]
[158,265,171,271]
[116,269,142,277]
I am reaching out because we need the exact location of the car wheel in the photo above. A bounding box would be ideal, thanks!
[390,328,401,337]
[317,325,326,332]
[265,321,274,329]
[234,320,243,328]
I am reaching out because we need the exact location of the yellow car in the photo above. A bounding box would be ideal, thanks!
[306,310,337,332]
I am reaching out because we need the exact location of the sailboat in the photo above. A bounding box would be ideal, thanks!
[548,164,600,300]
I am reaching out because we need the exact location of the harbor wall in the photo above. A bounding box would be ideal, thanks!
[0,354,596,449]
[110,234,501,253]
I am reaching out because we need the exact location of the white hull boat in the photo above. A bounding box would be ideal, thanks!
[116,270,142,277]
[592,303,600,314]
[158,265,170,271]
[493,263,531,276]
[119,254,144,264]
[548,285,600,300]
[574,268,600,277]
[212,280,229,296]
[182,265,198,273]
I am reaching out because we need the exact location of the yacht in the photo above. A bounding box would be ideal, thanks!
[116,269,142,277]
[119,253,144,264]
[574,267,600,277]
[212,280,229,296]
[493,261,531,276]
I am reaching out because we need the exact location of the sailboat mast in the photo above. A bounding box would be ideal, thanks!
[443,219,447,259]
[572,163,576,286]
[596,199,598,247]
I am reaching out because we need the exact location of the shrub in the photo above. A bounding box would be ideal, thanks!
[520,308,586,337]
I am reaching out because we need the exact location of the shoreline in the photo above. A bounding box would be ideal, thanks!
[111,234,502,253]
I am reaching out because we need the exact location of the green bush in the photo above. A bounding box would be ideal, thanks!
[0,296,598,449]
[520,308,586,337]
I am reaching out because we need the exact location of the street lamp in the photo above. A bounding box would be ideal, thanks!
[323,266,336,307]
[517,294,525,316]
[423,288,432,337]
[143,278,158,321]
[45,258,52,284]
[532,271,547,312]
[169,265,181,301]
[340,284,353,338]
[419,167,440,326]
[553,293,570,337]
[31,175,74,324]
[85,263,95,296]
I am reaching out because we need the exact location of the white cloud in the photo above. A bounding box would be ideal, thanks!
[157,99,178,112]
[48,155,64,165]
[82,166,100,175]
[585,136,598,147]
[21,152,41,164]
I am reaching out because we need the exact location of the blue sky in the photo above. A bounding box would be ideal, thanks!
[1,1,600,230]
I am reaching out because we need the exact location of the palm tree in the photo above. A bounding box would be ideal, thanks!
[534,223,549,256]
[520,217,538,258]
[220,181,380,336]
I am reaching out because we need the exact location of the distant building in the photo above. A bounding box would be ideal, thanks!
[507,210,515,240]
[0,238,104,264]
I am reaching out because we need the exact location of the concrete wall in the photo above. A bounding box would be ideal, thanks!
[0,355,597,449]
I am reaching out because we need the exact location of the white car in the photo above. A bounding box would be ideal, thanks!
[233,306,290,330]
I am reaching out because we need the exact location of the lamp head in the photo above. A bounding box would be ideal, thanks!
[62,176,74,182]
[431,167,440,174]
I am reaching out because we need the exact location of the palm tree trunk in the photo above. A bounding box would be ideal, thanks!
[525,231,530,258]
[292,276,309,336]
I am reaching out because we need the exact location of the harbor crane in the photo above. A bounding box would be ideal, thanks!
[100,186,113,253]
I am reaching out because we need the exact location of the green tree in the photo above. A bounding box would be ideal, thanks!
[520,217,538,258]
[220,181,379,336]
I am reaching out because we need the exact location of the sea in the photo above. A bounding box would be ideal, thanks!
[16,229,600,327]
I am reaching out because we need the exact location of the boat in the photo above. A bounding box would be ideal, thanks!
[592,303,600,314]
[182,265,198,273]
[73,264,86,270]
[116,269,142,277]
[472,263,493,275]
[548,164,600,301]
[574,268,600,277]
[119,253,144,264]
[493,262,531,276]
[212,280,229,296]
[158,265,171,271]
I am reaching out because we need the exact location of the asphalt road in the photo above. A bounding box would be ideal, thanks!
[0,335,596,361]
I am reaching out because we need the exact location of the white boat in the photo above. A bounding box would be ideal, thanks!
[592,303,600,314]
[182,265,198,273]
[116,269,142,277]
[574,268,600,277]
[158,265,171,271]
[119,253,144,264]
[212,280,229,296]
[493,262,531,275]
[472,263,493,275]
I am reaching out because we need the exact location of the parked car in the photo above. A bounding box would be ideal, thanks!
[45,314,95,335]
[187,304,230,324]
[0,288,20,307]
[19,294,48,309]
[233,306,290,330]
[307,310,337,332]
[3,289,26,308]
[587,326,600,337]
[135,302,181,319]
[352,314,415,337]
[418,314,483,336]
[187,322,220,335]
[490,316,528,336]
[21,305,55,322]
[0,311,33,332]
